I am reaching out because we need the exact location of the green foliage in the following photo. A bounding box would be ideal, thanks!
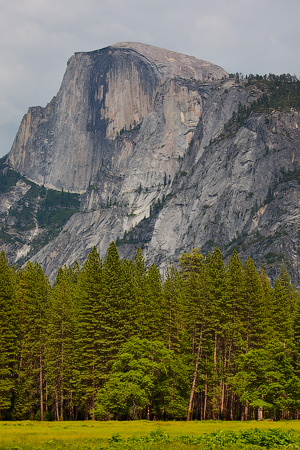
[229,340,300,420]
[0,251,17,418]
[108,427,300,448]
[14,261,50,420]
[1,244,300,422]
[36,189,80,228]
[95,337,189,420]
[149,197,165,215]
[215,75,300,143]
[0,164,80,263]
[0,157,21,194]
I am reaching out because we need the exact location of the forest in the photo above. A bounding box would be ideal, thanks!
[0,243,300,422]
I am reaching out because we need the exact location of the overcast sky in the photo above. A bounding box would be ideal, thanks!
[1,0,300,157]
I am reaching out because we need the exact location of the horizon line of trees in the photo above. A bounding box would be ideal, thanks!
[1,244,300,422]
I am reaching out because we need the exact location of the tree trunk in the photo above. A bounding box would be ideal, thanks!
[221,381,225,419]
[70,386,74,420]
[214,332,217,367]
[55,391,59,421]
[187,329,203,421]
[203,378,208,420]
[60,381,64,421]
[258,406,263,420]
[39,349,44,421]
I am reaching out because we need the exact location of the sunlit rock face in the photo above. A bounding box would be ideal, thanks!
[8,42,227,194]
[5,43,300,284]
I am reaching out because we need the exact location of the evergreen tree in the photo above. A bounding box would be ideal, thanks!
[223,251,245,419]
[260,269,275,340]
[144,263,164,340]
[243,258,267,350]
[225,250,245,358]
[178,249,211,420]
[206,247,227,419]
[130,248,150,338]
[102,242,132,355]
[272,266,297,342]
[47,268,77,420]
[75,246,103,420]
[162,263,185,353]
[0,251,17,418]
[14,261,50,420]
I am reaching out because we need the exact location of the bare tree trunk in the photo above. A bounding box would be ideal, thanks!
[39,349,44,421]
[60,381,64,421]
[229,393,234,420]
[70,387,74,420]
[55,391,59,421]
[245,404,249,421]
[221,381,225,419]
[60,330,64,420]
[214,332,217,367]
[187,329,203,421]
[91,360,95,421]
[203,378,208,420]
[45,379,48,413]
[258,406,263,420]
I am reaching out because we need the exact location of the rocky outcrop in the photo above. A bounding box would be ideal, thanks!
[4,43,300,284]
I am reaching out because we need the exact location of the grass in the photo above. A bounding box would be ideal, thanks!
[2,421,300,449]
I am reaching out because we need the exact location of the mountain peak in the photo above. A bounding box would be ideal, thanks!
[109,41,228,81]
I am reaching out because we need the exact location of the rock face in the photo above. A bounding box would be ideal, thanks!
[4,43,300,284]
[8,42,226,194]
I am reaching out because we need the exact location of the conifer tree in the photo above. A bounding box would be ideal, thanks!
[75,246,103,420]
[272,266,297,342]
[47,268,77,420]
[206,247,227,419]
[0,251,17,418]
[162,263,185,352]
[144,263,164,340]
[131,248,150,338]
[260,269,275,339]
[14,261,50,420]
[223,250,245,419]
[243,257,267,350]
[178,249,211,420]
[102,242,132,354]
[225,250,245,358]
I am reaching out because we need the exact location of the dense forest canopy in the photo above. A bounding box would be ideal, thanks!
[0,244,300,422]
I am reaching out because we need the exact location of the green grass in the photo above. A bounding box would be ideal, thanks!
[2,421,300,449]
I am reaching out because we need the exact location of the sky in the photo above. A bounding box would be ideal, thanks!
[1,0,300,157]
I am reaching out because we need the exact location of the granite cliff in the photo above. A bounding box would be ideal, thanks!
[2,43,300,283]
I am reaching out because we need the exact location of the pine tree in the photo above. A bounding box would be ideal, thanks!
[14,261,50,420]
[0,251,17,418]
[272,266,297,342]
[206,247,227,419]
[102,242,132,356]
[223,250,245,419]
[75,246,103,420]
[178,249,211,420]
[130,248,150,338]
[47,268,77,420]
[225,250,245,356]
[243,257,267,350]
[260,269,275,339]
[162,263,185,353]
[144,263,164,340]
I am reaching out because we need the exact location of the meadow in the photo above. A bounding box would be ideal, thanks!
[2,420,300,450]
